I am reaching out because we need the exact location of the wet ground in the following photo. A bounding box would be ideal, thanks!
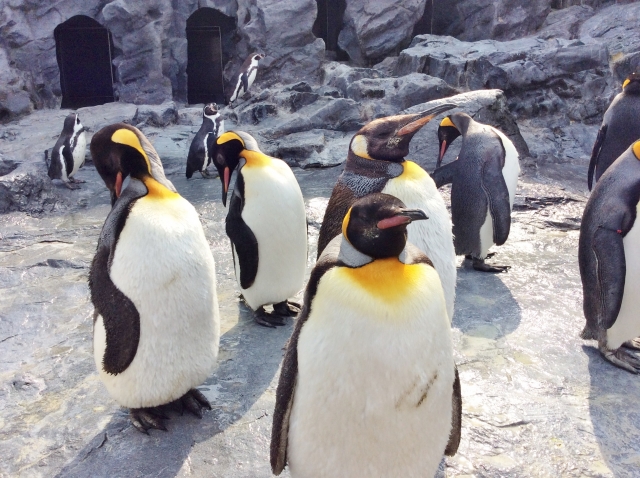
[1,106,639,478]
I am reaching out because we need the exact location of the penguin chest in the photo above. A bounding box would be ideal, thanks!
[233,161,307,308]
[94,195,220,408]
[607,209,640,349]
[288,263,455,478]
[246,68,257,91]
[70,132,87,177]
[201,133,211,170]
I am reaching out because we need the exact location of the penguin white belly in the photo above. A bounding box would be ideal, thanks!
[202,133,211,171]
[382,161,456,321]
[58,146,68,182]
[70,132,87,177]
[491,127,520,209]
[246,68,257,92]
[607,208,640,349]
[93,195,220,408]
[287,264,454,478]
[479,208,493,259]
[235,159,307,309]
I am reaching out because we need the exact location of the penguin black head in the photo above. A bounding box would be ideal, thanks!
[622,72,640,95]
[342,193,428,259]
[436,112,475,168]
[203,103,219,118]
[63,113,84,135]
[212,131,259,206]
[251,53,265,63]
[350,103,457,162]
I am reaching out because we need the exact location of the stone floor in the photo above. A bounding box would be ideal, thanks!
[1,105,639,478]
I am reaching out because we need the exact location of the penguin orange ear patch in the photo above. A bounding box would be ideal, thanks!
[633,141,640,160]
[439,117,456,129]
[351,135,373,160]
[342,207,353,243]
[623,79,630,89]
[217,132,245,146]
[111,129,150,170]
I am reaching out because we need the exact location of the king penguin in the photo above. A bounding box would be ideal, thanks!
[228,53,265,104]
[317,103,458,320]
[588,72,640,190]
[211,130,307,327]
[271,193,461,478]
[89,124,220,432]
[432,112,520,272]
[186,103,224,179]
[579,140,640,373]
[46,112,86,189]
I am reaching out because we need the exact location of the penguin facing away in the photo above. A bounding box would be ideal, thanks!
[186,103,224,179]
[316,103,458,320]
[432,112,520,272]
[228,53,265,104]
[588,72,640,190]
[271,193,461,477]
[46,112,86,189]
[579,140,640,373]
[211,130,307,327]
[89,124,220,432]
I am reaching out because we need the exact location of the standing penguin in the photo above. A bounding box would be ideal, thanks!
[579,140,640,373]
[212,130,307,327]
[46,112,86,189]
[228,53,265,104]
[317,103,457,320]
[271,193,461,477]
[432,113,520,272]
[186,103,224,179]
[89,124,220,432]
[588,72,640,190]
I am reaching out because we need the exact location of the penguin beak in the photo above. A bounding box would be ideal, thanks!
[377,208,428,229]
[115,172,123,200]
[436,125,461,169]
[221,167,230,207]
[397,103,458,137]
[437,140,448,169]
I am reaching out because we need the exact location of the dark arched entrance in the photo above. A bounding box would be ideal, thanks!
[54,16,115,109]
[186,8,235,105]
[313,0,348,61]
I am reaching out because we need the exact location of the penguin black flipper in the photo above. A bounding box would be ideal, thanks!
[186,140,204,179]
[317,181,357,258]
[445,366,462,456]
[240,72,249,96]
[432,161,458,189]
[588,125,607,191]
[270,252,339,475]
[225,172,259,289]
[89,180,147,374]
[62,144,74,176]
[481,146,511,246]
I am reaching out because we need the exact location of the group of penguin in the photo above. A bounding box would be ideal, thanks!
[40,69,640,476]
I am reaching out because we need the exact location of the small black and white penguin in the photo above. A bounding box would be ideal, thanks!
[271,193,461,477]
[45,112,86,189]
[89,124,220,432]
[588,72,640,190]
[432,113,520,272]
[316,103,458,320]
[579,140,640,373]
[228,53,265,104]
[211,130,307,327]
[186,103,224,179]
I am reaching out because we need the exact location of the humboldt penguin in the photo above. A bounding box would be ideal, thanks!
[212,130,307,327]
[588,72,640,190]
[46,112,86,189]
[228,53,265,104]
[271,193,461,477]
[432,113,520,272]
[89,124,220,432]
[186,103,224,179]
[317,103,458,320]
[579,140,640,373]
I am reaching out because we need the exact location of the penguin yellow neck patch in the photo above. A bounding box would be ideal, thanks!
[399,160,428,181]
[340,258,424,303]
[342,207,353,243]
[633,141,640,160]
[142,177,179,200]
[351,135,373,159]
[111,129,151,172]
[241,150,272,168]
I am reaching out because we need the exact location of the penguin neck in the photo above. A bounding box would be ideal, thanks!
[240,149,271,168]
[338,236,411,267]
[345,150,404,178]
[624,82,640,95]
[139,175,180,200]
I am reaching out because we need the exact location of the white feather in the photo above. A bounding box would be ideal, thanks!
[58,145,68,182]
[94,193,220,408]
[491,126,520,209]
[287,264,455,478]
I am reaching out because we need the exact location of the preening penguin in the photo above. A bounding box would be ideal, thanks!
[316,103,457,320]
[228,53,265,104]
[89,124,220,432]
[212,130,307,327]
[186,103,224,179]
[588,72,640,190]
[579,140,640,373]
[432,112,520,272]
[46,112,86,189]
[271,193,461,478]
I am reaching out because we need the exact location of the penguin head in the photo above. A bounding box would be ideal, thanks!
[63,113,85,135]
[203,103,219,119]
[251,53,265,64]
[622,72,640,94]
[350,103,456,162]
[342,193,428,259]
[436,112,474,168]
[212,131,260,206]
[633,140,640,160]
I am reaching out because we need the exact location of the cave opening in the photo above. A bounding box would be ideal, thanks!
[54,15,115,109]
[313,0,348,61]
[186,8,236,105]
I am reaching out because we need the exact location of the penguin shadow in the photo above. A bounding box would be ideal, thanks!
[55,303,292,478]
[584,345,640,476]
[452,262,522,338]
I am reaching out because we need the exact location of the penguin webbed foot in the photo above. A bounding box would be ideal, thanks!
[472,257,510,273]
[200,170,218,179]
[130,407,169,434]
[64,181,81,190]
[602,346,640,374]
[69,177,86,184]
[168,388,211,419]
[272,300,301,317]
[622,338,640,352]
[255,307,287,328]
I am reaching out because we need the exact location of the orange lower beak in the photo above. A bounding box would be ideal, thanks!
[115,172,123,198]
